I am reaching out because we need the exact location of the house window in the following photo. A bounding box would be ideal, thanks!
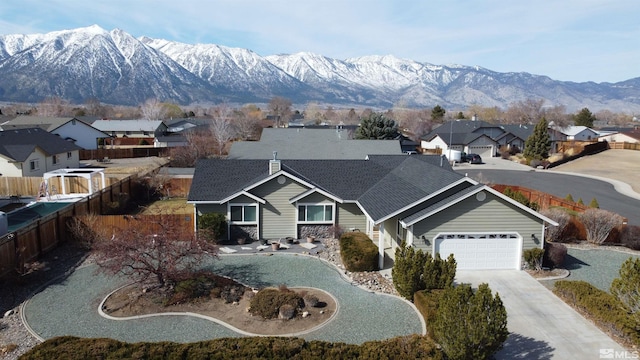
[298,204,333,223]
[52,155,59,165]
[143,131,149,136]
[67,152,72,159]
[229,204,257,223]
[30,160,39,171]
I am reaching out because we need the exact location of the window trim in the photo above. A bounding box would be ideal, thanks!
[297,203,334,224]
[29,159,39,171]
[228,203,258,224]
[52,154,60,165]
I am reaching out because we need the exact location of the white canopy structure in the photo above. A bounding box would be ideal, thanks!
[40,168,106,201]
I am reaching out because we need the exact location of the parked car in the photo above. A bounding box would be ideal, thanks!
[462,153,482,164]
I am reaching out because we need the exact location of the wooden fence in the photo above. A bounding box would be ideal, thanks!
[75,214,194,236]
[491,184,589,212]
[608,142,640,151]
[0,176,135,279]
[80,147,167,160]
[0,176,121,197]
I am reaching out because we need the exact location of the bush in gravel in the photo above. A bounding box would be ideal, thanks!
[423,253,456,291]
[249,287,304,320]
[523,248,545,270]
[543,242,567,268]
[303,294,320,307]
[197,212,227,243]
[579,209,625,244]
[554,280,640,346]
[278,304,296,320]
[340,231,379,272]
[540,208,571,242]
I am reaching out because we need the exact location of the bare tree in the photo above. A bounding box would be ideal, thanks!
[268,96,292,127]
[234,109,262,141]
[579,209,624,244]
[210,104,237,155]
[168,128,214,167]
[504,99,545,124]
[37,96,71,117]
[92,215,218,288]
[140,98,167,120]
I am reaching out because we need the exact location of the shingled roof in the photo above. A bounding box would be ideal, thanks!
[188,155,467,222]
[0,128,82,161]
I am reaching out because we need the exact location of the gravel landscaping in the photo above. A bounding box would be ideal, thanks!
[540,246,640,291]
[20,252,422,348]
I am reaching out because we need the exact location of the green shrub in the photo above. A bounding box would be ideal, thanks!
[197,212,227,243]
[543,242,567,268]
[339,232,379,272]
[503,187,539,210]
[565,194,574,202]
[249,287,304,320]
[554,280,640,346]
[138,139,149,146]
[414,289,444,339]
[432,283,508,360]
[610,257,640,326]
[392,242,426,300]
[589,198,600,208]
[523,248,545,270]
[423,253,456,290]
[22,335,444,359]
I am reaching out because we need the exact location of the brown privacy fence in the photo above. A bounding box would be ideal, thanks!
[0,176,121,197]
[75,214,194,237]
[547,141,609,169]
[491,184,589,213]
[608,142,640,151]
[0,176,135,279]
[80,147,167,160]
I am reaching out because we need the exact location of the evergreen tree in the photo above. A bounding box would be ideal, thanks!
[565,194,574,202]
[524,117,551,160]
[610,257,640,324]
[392,242,426,300]
[355,112,400,139]
[573,107,596,127]
[433,283,508,360]
[589,198,600,208]
[431,105,446,122]
[455,111,466,119]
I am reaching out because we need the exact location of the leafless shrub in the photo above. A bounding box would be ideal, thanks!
[541,208,571,242]
[579,209,625,245]
[66,214,109,249]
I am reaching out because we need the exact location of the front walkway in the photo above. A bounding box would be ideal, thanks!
[22,253,423,344]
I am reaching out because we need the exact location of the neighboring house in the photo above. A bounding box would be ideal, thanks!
[0,116,108,150]
[548,125,599,153]
[0,128,82,177]
[188,155,557,270]
[420,120,533,159]
[154,135,189,148]
[91,119,168,139]
[228,128,403,160]
[598,130,640,144]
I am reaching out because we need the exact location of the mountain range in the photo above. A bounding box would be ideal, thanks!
[0,25,638,112]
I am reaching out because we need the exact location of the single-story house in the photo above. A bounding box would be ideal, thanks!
[188,154,557,270]
[228,128,403,160]
[0,127,82,177]
[598,130,640,144]
[420,120,533,159]
[0,116,109,150]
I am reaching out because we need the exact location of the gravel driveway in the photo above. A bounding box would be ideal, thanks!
[23,254,424,345]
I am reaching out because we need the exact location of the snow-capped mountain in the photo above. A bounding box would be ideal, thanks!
[0,25,638,112]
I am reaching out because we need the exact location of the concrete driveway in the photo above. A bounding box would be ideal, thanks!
[455,270,626,359]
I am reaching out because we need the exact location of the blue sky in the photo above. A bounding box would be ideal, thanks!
[1,0,637,83]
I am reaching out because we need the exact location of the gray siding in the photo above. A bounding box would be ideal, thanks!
[252,176,308,239]
[336,203,366,232]
[412,191,543,253]
[298,192,333,204]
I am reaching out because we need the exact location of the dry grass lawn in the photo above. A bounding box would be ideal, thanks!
[138,198,192,215]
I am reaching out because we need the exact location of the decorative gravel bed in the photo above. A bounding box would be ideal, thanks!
[22,253,423,346]
[540,247,640,291]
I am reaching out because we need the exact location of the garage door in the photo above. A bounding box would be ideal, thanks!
[433,233,522,270]
[467,145,493,159]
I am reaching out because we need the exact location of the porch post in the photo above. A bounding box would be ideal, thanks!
[378,223,385,269]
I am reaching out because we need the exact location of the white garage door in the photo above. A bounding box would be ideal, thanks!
[468,145,493,159]
[434,233,522,270]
